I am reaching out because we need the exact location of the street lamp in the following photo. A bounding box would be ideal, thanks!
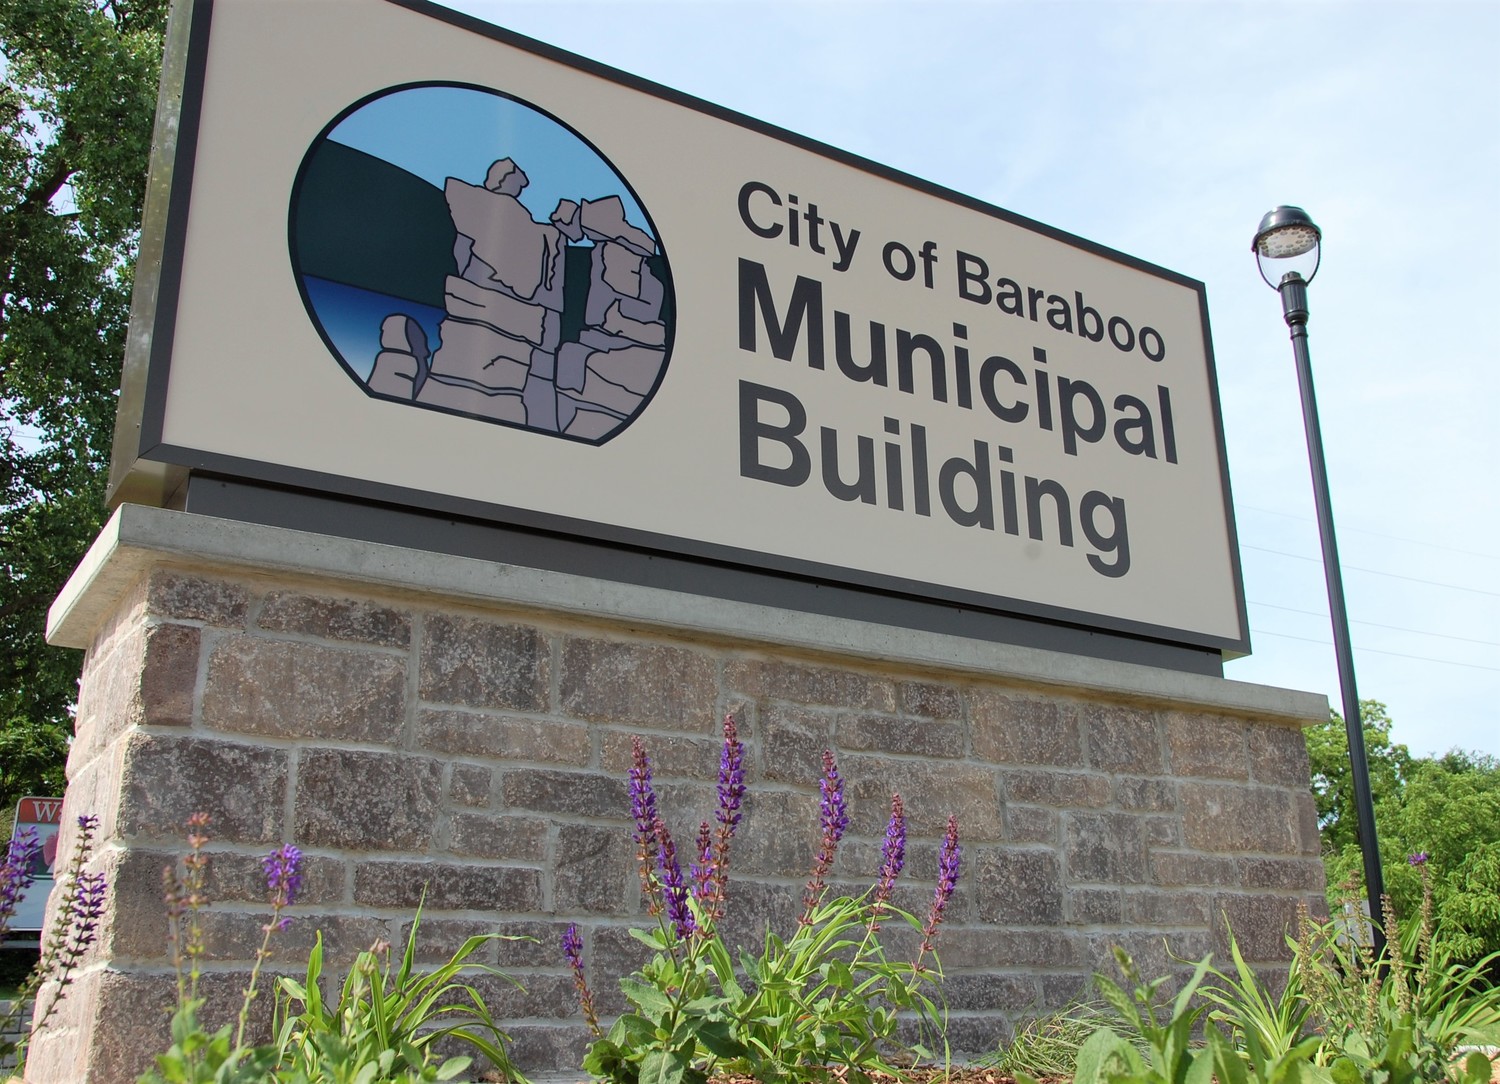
[1253,205,1386,954]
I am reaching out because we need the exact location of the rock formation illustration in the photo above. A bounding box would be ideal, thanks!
[368,157,669,441]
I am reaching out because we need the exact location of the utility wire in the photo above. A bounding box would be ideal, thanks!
[1240,503,1500,562]
[1242,544,1500,599]
[1251,628,1500,672]
[1248,599,1500,648]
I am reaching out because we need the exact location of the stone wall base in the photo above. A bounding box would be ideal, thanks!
[29,506,1327,1083]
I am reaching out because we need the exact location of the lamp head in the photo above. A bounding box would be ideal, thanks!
[1253,205,1321,288]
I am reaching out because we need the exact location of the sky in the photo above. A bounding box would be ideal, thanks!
[431,0,1499,759]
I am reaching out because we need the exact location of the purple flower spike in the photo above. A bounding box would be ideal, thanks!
[690,820,713,903]
[629,737,663,914]
[699,714,747,924]
[262,844,303,909]
[870,793,906,929]
[655,817,694,940]
[563,922,601,1035]
[1408,852,1429,867]
[920,814,961,954]
[802,749,849,924]
[1,827,42,928]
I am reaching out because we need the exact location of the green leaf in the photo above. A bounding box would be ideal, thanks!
[620,977,676,1020]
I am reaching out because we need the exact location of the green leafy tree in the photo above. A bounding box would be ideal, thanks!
[0,0,167,809]
[1311,703,1500,968]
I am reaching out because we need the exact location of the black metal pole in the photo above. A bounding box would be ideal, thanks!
[1277,272,1387,956]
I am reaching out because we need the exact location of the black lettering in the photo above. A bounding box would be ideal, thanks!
[820,427,876,504]
[1112,394,1157,457]
[1140,326,1165,362]
[1076,292,1104,342]
[834,311,888,385]
[1026,286,1046,321]
[911,423,931,517]
[1107,315,1135,353]
[896,330,947,401]
[1025,476,1073,546]
[955,250,989,301]
[883,417,904,511]
[737,181,782,238]
[1159,385,1178,464]
[978,355,1028,423]
[1081,491,1131,577]
[884,241,916,281]
[1046,293,1074,333]
[938,441,994,529]
[1058,376,1106,456]
[739,381,809,486]
[738,259,825,369]
[995,278,1023,316]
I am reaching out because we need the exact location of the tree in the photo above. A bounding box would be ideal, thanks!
[1310,703,1500,968]
[0,0,168,810]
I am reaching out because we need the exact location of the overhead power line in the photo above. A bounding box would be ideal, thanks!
[1251,628,1500,672]
[1242,544,1500,599]
[1248,599,1500,648]
[1239,503,1500,562]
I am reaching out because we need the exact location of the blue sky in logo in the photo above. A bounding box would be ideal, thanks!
[328,84,653,235]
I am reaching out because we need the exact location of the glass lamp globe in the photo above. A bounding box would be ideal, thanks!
[1253,205,1321,288]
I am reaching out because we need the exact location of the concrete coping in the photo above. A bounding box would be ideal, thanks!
[49,504,1327,725]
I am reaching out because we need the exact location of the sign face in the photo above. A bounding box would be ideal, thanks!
[115,0,1248,653]
[6,797,63,935]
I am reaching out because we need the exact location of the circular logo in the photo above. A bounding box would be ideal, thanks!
[289,83,674,444]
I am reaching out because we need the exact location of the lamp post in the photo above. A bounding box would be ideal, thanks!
[1253,206,1386,954]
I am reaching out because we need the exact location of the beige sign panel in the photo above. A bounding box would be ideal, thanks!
[114,0,1248,652]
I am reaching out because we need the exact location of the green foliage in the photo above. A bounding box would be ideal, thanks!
[1309,703,1500,968]
[273,913,529,1084]
[582,894,944,1084]
[1,0,168,811]
[979,1002,1114,1078]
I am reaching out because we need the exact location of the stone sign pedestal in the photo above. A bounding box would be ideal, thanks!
[31,504,1326,1083]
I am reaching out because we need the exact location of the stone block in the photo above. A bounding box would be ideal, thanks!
[843,754,1003,840]
[1115,776,1177,812]
[449,762,493,807]
[898,680,963,718]
[200,909,391,966]
[1181,783,1300,855]
[973,847,1063,924]
[559,636,717,727]
[202,849,347,908]
[1004,804,1058,844]
[1144,815,1182,847]
[1295,791,1321,855]
[1003,769,1111,808]
[1165,711,1250,779]
[937,926,1083,969]
[419,614,548,711]
[836,712,965,758]
[257,591,412,648]
[418,709,591,764]
[1068,886,1123,924]
[1084,703,1162,774]
[1249,724,1313,786]
[502,1024,593,1075]
[1066,812,1148,885]
[449,812,548,861]
[96,846,173,962]
[295,748,443,850]
[202,636,406,742]
[1238,857,1326,892]
[554,823,631,912]
[1151,851,1239,888]
[723,657,897,711]
[145,569,251,626]
[502,767,628,818]
[353,859,543,911]
[1213,892,1302,961]
[600,730,722,779]
[942,971,1043,1011]
[758,702,835,785]
[119,732,286,844]
[1123,888,1211,927]
[139,622,202,728]
[734,788,817,877]
[970,691,1082,766]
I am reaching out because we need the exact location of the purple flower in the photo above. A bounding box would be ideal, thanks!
[655,816,694,940]
[60,872,107,957]
[870,793,906,929]
[562,922,600,1034]
[700,715,747,923]
[1408,852,1429,867]
[802,750,848,924]
[920,814,961,955]
[629,737,663,914]
[1,827,42,929]
[690,820,713,903]
[262,844,303,909]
